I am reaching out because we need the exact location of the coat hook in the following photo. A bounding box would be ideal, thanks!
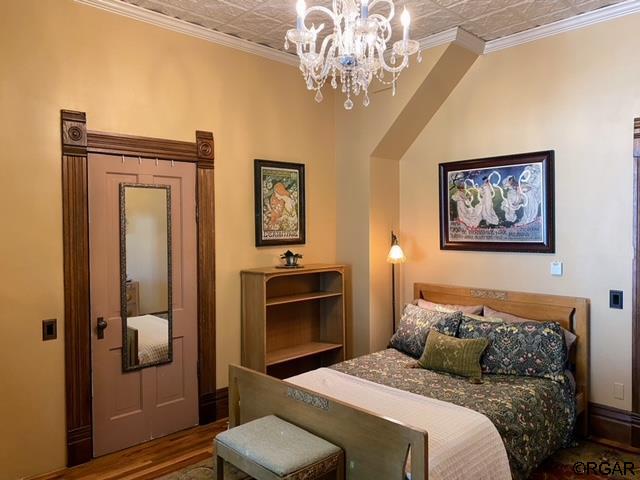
[171,160,175,167]
[121,155,125,164]
[155,157,159,166]
[138,156,142,165]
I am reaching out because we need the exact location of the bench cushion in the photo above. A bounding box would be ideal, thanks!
[216,415,341,476]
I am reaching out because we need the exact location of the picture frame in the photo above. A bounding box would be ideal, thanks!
[439,150,555,253]
[254,159,306,247]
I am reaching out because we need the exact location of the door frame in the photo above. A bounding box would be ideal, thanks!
[61,110,217,466]
[633,117,640,445]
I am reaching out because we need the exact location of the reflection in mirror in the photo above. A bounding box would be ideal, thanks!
[120,183,172,371]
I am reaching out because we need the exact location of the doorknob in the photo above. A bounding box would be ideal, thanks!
[97,317,108,339]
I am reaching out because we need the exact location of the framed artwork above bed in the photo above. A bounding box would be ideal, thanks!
[439,150,555,253]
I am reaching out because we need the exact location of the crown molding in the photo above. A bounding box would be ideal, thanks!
[74,0,298,66]
[76,0,640,66]
[418,27,485,55]
[483,0,640,54]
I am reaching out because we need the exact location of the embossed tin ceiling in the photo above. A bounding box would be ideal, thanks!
[121,0,624,51]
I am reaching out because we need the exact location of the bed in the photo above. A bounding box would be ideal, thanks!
[228,283,590,480]
[125,313,170,365]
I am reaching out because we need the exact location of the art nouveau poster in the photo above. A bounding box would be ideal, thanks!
[254,160,306,246]
[439,151,555,253]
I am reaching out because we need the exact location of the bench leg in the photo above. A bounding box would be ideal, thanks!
[217,455,225,480]
[336,453,345,480]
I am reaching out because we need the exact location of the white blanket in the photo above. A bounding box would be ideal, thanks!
[127,314,169,364]
[287,368,511,480]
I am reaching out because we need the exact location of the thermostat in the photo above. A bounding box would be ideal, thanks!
[550,261,563,277]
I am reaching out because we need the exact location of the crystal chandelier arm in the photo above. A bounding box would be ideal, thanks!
[302,5,339,26]
[304,35,337,80]
[369,15,393,43]
[377,47,409,73]
[368,0,394,21]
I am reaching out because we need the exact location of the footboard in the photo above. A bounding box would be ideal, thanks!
[228,365,428,480]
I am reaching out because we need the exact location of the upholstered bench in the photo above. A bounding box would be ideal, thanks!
[215,415,344,480]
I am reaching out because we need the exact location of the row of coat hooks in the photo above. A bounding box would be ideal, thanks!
[121,154,175,167]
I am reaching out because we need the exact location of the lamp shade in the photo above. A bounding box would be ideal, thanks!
[387,244,406,264]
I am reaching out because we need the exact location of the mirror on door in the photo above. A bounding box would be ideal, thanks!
[119,183,173,371]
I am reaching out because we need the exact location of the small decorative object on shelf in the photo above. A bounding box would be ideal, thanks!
[279,250,303,268]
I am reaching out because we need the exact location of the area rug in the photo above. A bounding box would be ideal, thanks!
[530,440,640,479]
[160,441,640,480]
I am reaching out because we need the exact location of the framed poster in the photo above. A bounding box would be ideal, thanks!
[439,151,555,253]
[254,159,306,246]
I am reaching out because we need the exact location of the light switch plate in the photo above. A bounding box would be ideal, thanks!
[614,383,624,400]
[550,261,563,276]
[610,290,624,309]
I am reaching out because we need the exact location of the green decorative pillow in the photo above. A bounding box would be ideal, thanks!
[418,330,489,379]
[389,304,462,358]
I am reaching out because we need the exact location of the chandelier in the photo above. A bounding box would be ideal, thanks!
[285,0,421,110]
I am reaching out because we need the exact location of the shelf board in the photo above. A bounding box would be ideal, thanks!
[266,291,342,306]
[266,342,343,366]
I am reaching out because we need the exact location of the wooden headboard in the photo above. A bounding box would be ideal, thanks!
[414,283,590,434]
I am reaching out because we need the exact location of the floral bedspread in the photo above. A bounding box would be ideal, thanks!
[331,348,575,480]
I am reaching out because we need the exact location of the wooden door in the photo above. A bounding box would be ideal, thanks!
[89,153,198,456]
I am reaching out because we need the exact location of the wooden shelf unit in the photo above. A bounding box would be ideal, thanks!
[241,264,346,378]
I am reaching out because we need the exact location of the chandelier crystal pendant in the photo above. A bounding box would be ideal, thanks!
[285,0,421,110]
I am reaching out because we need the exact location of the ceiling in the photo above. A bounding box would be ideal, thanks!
[121,0,625,52]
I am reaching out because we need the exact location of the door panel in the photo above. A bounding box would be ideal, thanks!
[89,154,198,456]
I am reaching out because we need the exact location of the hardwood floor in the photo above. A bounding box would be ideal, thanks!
[30,420,228,480]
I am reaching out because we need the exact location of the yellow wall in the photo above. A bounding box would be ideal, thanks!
[3,0,640,477]
[0,1,336,478]
[400,15,640,410]
[335,46,448,356]
[335,12,640,414]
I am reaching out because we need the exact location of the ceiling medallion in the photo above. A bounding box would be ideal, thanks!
[286,0,421,110]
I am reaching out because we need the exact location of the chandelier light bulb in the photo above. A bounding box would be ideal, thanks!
[296,0,306,17]
[401,8,410,27]
[296,0,306,31]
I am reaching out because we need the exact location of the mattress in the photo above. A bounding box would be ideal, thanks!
[288,367,512,480]
[127,314,170,364]
[330,348,576,480]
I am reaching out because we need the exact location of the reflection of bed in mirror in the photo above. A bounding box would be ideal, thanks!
[120,183,173,371]
[125,314,170,367]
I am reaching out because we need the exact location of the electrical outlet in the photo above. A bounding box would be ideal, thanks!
[614,383,624,400]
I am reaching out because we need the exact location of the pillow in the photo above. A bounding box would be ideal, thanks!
[418,330,489,379]
[389,304,462,358]
[464,313,504,323]
[457,317,567,382]
[483,306,577,353]
[417,299,483,315]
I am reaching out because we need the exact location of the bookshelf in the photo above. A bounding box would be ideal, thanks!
[241,264,346,378]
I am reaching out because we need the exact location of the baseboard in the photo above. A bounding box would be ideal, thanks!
[589,402,640,447]
[215,387,229,420]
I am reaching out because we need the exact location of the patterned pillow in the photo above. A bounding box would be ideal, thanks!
[463,313,504,323]
[417,299,483,315]
[389,304,462,358]
[418,330,489,379]
[483,306,577,353]
[457,318,567,382]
